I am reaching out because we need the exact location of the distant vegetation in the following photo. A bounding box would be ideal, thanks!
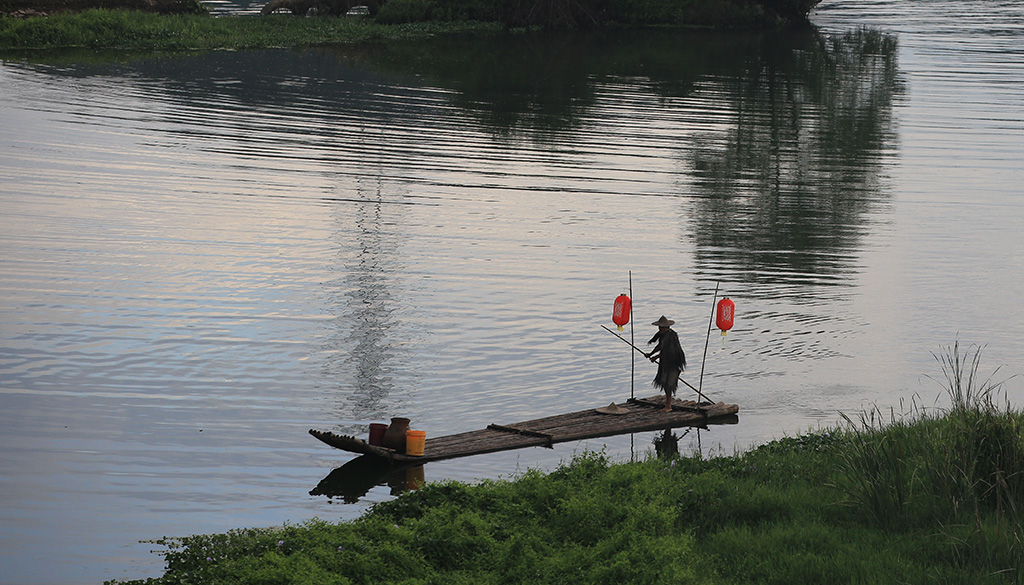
[368,0,820,28]
[111,341,1023,585]
[0,8,503,51]
[0,0,207,19]
[0,0,821,51]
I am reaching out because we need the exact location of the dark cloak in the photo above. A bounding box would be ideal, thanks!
[648,328,686,394]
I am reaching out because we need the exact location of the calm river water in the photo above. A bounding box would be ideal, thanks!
[2,0,1023,582]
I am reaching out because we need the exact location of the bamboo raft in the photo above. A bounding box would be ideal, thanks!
[309,396,739,464]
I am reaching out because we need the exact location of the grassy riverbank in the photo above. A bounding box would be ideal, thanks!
[0,0,820,51]
[111,343,1022,585]
[0,9,503,51]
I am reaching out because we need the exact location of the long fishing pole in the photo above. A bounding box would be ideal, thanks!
[600,325,714,403]
[698,281,720,397]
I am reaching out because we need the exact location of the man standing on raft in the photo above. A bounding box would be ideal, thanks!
[645,316,686,412]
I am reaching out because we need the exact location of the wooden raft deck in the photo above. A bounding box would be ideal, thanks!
[309,396,739,464]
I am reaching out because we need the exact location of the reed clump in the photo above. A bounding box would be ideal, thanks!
[833,340,1023,580]
[111,341,1022,585]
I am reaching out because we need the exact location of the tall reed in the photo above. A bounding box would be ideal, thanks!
[834,340,1023,578]
[834,405,913,528]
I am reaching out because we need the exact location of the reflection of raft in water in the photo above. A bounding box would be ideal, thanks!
[309,396,739,464]
[310,456,425,503]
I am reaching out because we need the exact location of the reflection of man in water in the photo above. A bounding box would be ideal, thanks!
[645,316,686,412]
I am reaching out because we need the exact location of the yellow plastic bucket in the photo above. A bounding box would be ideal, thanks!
[405,430,427,456]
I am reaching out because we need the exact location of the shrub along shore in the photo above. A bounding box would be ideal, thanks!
[110,342,1023,585]
[0,9,506,51]
[1,0,820,51]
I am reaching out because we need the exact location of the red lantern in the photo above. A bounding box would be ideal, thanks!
[612,294,631,331]
[716,297,735,335]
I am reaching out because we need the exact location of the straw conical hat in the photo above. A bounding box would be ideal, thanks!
[652,316,674,327]
[595,402,630,415]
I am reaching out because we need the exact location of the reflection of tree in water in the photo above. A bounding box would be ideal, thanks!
[686,28,903,290]
[336,27,901,291]
[323,33,596,138]
[326,29,753,138]
[32,26,903,370]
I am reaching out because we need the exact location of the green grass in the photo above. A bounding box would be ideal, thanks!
[0,10,503,51]
[0,0,820,52]
[110,342,1023,585]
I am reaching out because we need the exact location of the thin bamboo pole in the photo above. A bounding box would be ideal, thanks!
[629,270,635,400]
[698,281,720,397]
